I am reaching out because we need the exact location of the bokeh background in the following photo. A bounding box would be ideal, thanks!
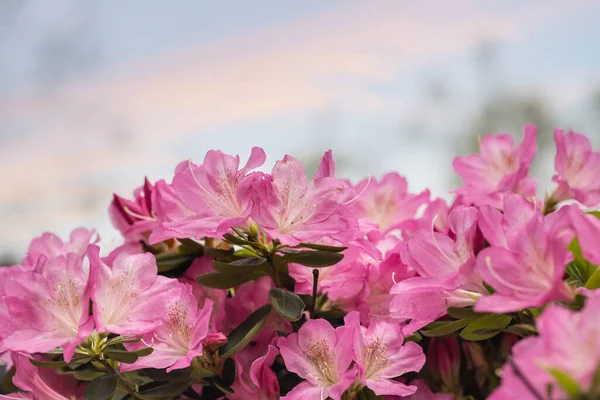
[2,0,600,264]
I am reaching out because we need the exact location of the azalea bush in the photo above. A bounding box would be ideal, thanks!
[1,125,600,400]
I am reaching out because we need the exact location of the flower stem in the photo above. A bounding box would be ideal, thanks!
[310,269,319,318]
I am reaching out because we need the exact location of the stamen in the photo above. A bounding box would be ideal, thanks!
[484,256,538,293]
[343,175,372,205]
[140,338,153,348]
[188,159,218,201]
[123,206,156,222]
[392,272,398,285]
[431,215,457,266]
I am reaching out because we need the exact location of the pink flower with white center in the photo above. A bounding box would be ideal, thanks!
[551,129,600,207]
[390,206,486,332]
[122,284,214,372]
[0,254,93,362]
[166,147,266,239]
[353,172,430,233]
[9,353,82,399]
[490,293,600,399]
[230,334,280,400]
[475,214,574,313]
[251,151,358,246]
[277,318,356,400]
[453,124,537,208]
[344,312,425,397]
[88,245,181,335]
[23,227,97,268]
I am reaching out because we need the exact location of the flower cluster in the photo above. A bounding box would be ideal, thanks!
[1,126,600,399]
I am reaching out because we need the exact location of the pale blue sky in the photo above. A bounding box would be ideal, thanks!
[1,0,600,257]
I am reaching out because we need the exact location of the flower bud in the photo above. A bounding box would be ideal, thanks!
[427,337,461,393]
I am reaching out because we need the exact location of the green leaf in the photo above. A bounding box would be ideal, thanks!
[546,367,581,397]
[447,307,481,320]
[74,369,105,382]
[295,243,348,253]
[155,252,197,273]
[178,238,205,254]
[133,347,154,357]
[29,358,68,369]
[84,374,117,400]
[203,247,235,260]
[567,238,599,286]
[219,304,272,359]
[142,367,190,382]
[221,358,236,387]
[357,387,382,399]
[68,356,92,369]
[196,270,267,289]
[460,314,512,341]
[105,349,140,364]
[421,319,470,337]
[504,324,537,336]
[223,233,254,246]
[137,381,190,399]
[269,288,305,322]
[209,375,235,394]
[585,268,600,290]
[212,258,268,273]
[279,249,344,267]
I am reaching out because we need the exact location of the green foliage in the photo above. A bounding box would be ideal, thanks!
[269,288,305,322]
[460,315,512,341]
[546,368,582,397]
[567,238,599,286]
[219,304,272,359]
[84,374,117,400]
[421,319,471,337]
[277,248,344,267]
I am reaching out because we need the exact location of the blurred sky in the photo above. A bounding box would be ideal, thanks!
[1,0,600,258]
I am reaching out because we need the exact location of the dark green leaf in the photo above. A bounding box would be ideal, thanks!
[84,374,117,400]
[74,369,105,382]
[196,270,266,289]
[155,253,197,273]
[546,367,581,397]
[219,304,272,359]
[137,381,190,399]
[421,319,470,337]
[221,358,236,387]
[504,324,537,336]
[105,349,139,364]
[68,356,92,369]
[133,347,153,357]
[357,387,382,400]
[203,247,235,260]
[279,250,344,267]
[29,358,68,369]
[295,243,348,253]
[460,314,512,341]
[223,233,254,246]
[269,288,305,322]
[314,307,347,320]
[447,307,482,320]
[178,238,205,254]
[209,375,234,394]
[142,368,190,382]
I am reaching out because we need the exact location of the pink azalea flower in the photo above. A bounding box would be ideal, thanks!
[390,206,486,332]
[251,151,358,245]
[277,318,357,400]
[122,284,214,372]
[344,311,425,397]
[230,334,280,400]
[110,177,158,241]
[478,193,539,248]
[357,245,414,325]
[10,353,82,399]
[23,227,97,268]
[0,254,93,362]
[166,147,266,238]
[551,128,600,207]
[178,256,227,332]
[88,245,181,335]
[475,214,574,313]
[453,124,537,208]
[353,172,430,233]
[490,293,600,399]
[568,205,600,265]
